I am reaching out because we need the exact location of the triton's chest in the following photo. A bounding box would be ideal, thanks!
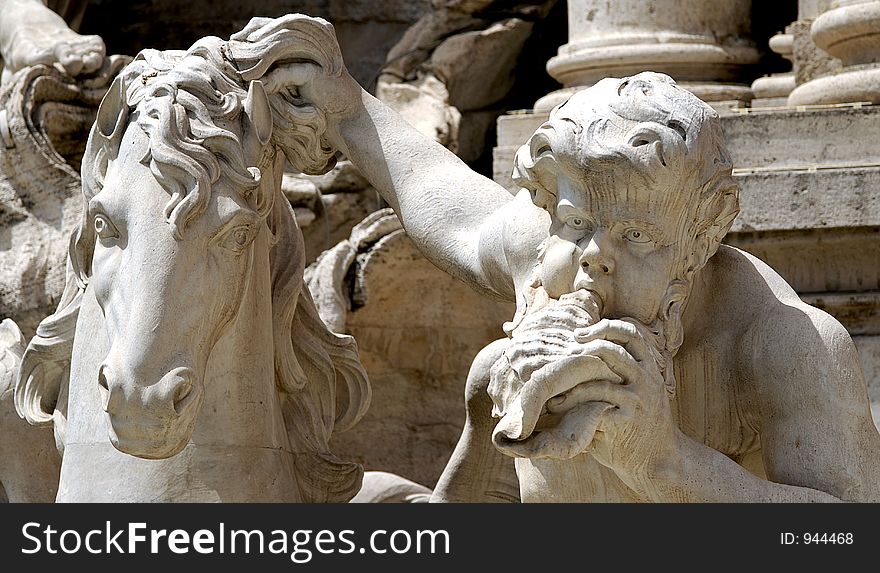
[671,336,762,464]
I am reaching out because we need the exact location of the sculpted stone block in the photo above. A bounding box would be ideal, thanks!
[285,19,880,501]
[0,58,127,339]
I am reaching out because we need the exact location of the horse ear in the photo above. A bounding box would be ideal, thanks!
[95,75,128,142]
[244,80,273,146]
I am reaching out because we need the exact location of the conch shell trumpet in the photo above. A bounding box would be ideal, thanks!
[489,288,620,459]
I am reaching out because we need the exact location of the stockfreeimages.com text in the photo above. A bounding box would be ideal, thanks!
[21,521,450,563]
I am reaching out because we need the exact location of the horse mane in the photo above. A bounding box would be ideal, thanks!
[268,192,371,502]
[14,14,371,502]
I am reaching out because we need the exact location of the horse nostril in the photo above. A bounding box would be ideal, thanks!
[98,366,109,391]
[97,364,113,413]
[172,374,195,415]
[581,260,611,273]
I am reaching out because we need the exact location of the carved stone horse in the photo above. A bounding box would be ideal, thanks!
[14,15,370,502]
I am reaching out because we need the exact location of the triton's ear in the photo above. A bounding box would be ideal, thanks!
[244,80,272,146]
[95,75,128,146]
[687,233,711,274]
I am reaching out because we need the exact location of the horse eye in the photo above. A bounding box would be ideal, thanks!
[93,214,119,240]
[221,225,254,253]
[625,228,652,243]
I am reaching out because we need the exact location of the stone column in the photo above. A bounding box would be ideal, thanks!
[535,0,761,111]
[751,30,797,105]
[789,0,880,104]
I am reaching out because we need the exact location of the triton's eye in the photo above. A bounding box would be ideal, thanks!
[93,214,120,240]
[624,228,652,244]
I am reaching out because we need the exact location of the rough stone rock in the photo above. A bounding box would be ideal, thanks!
[376,74,461,153]
[282,161,386,265]
[307,210,514,486]
[376,1,557,162]
[430,18,534,112]
[79,0,433,93]
[0,57,127,339]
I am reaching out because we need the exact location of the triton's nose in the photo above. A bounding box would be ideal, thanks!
[579,233,615,275]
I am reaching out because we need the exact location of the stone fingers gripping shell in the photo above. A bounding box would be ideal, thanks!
[495,401,613,460]
[494,353,619,442]
[489,287,622,459]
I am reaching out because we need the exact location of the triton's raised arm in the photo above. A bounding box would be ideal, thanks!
[256,20,539,301]
[329,86,520,297]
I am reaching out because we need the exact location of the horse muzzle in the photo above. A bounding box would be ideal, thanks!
[97,362,203,459]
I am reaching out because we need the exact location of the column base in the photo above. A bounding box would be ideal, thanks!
[788,64,880,105]
[811,0,880,67]
[751,73,796,100]
[546,41,760,87]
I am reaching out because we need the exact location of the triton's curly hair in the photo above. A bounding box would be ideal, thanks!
[513,72,739,265]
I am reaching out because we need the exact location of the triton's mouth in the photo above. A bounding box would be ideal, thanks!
[573,281,605,306]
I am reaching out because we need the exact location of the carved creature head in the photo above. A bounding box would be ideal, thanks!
[511,72,739,365]
[16,16,369,501]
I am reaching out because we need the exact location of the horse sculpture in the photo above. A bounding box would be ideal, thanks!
[13,15,371,502]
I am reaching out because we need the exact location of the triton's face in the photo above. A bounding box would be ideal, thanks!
[538,172,689,325]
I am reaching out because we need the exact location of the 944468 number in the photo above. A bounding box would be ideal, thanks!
[780,532,853,545]
[805,533,853,545]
